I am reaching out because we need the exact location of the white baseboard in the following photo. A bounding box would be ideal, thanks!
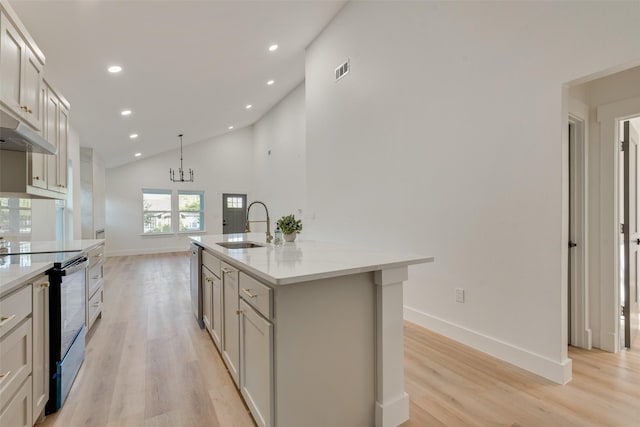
[599,331,618,353]
[404,306,572,385]
[106,246,189,257]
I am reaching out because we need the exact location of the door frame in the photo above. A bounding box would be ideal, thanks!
[568,113,591,349]
[595,96,640,352]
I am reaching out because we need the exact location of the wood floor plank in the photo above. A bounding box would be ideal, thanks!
[38,253,640,427]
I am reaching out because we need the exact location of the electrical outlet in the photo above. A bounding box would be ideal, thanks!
[455,288,465,303]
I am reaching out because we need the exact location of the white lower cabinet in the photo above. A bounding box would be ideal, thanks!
[31,276,49,422]
[0,375,32,427]
[202,251,223,351]
[211,272,223,350]
[1,274,47,427]
[239,299,273,427]
[86,243,104,330]
[221,262,240,386]
[202,265,213,333]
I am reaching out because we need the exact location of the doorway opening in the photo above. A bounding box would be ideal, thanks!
[619,118,640,349]
[222,193,247,234]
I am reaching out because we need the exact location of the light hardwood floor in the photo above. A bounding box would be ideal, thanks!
[39,253,640,427]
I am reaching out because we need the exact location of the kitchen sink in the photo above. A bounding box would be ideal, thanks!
[216,242,265,249]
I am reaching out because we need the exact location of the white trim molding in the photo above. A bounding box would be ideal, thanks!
[568,108,592,350]
[374,266,410,427]
[106,246,188,257]
[404,306,573,385]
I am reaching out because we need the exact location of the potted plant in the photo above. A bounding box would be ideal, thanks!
[277,214,302,242]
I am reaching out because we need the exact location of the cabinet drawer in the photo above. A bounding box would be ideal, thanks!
[87,264,103,298]
[203,250,221,278]
[239,272,272,320]
[0,285,32,338]
[0,318,32,411]
[87,244,105,268]
[0,374,32,427]
[88,288,103,328]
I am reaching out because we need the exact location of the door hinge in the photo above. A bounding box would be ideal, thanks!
[620,223,625,234]
[620,140,625,151]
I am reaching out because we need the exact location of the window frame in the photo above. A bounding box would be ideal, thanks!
[142,189,173,235]
[178,190,205,233]
[141,189,206,235]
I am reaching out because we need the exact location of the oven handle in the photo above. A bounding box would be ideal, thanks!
[61,257,89,276]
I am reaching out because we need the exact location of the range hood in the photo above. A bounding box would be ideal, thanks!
[0,111,57,155]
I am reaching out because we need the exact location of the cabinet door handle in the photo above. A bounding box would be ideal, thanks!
[0,314,16,327]
[236,309,244,315]
[40,282,49,288]
[0,370,11,385]
[222,267,236,275]
[242,288,258,298]
[33,176,39,180]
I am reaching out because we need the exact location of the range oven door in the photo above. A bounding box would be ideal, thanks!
[59,257,88,357]
[46,255,88,414]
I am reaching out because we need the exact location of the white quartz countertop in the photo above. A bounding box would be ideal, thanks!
[2,239,104,255]
[189,233,433,286]
[0,239,105,297]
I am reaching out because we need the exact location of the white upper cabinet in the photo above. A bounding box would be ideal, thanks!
[0,0,70,200]
[0,11,43,131]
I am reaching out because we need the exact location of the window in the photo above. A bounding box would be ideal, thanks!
[0,198,32,235]
[227,197,243,209]
[142,190,205,234]
[179,191,204,232]
[143,190,172,234]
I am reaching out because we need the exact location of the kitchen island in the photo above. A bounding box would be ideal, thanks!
[190,233,433,427]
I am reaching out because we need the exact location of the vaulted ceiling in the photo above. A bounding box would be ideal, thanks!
[10,0,346,168]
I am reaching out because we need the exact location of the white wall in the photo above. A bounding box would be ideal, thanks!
[80,147,106,239]
[105,128,254,256]
[251,83,306,231]
[304,1,640,383]
[68,126,82,240]
[30,199,56,240]
[93,154,105,234]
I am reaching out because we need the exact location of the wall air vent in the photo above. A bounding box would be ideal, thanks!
[335,59,350,82]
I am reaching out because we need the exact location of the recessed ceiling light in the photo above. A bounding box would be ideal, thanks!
[108,65,122,73]
[134,152,142,157]
[228,126,234,130]
[267,80,275,86]
[268,44,278,52]
[129,133,139,139]
[121,109,132,116]
[245,104,252,110]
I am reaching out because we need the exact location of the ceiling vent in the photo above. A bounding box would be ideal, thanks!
[335,59,350,82]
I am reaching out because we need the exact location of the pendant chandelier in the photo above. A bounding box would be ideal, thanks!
[169,134,194,182]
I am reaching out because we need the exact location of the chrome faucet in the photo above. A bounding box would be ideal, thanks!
[245,201,273,243]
